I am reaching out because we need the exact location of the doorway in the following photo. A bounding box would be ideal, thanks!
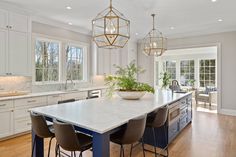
[154,46,219,113]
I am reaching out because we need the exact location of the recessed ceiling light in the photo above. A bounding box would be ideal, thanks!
[170,27,175,30]
[66,6,72,10]
[218,19,223,22]
[211,0,217,2]
[68,22,73,25]
[135,33,139,36]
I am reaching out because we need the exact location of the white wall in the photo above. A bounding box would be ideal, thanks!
[137,31,236,115]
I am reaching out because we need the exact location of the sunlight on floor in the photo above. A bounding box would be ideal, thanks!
[193,99,217,114]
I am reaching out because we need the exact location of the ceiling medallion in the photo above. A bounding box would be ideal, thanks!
[92,0,130,49]
[142,14,167,56]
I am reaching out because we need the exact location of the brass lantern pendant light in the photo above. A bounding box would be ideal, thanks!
[142,14,167,56]
[92,0,130,49]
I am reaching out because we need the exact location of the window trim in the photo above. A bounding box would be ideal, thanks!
[65,42,88,83]
[32,33,90,85]
[33,37,62,85]
[198,58,216,88]
[180,59,195,87]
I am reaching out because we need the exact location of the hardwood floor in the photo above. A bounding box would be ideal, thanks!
[1,109,236,157]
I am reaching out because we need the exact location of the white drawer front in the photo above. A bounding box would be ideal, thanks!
[0,100,14,112]
[14,117,31,134]
[64,92,88,100]
[14,96,47,108]
[47,95,62,105]
[14,108,30,119]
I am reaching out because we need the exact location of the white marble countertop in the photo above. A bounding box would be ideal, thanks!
[0,85,107,101]
[29,90,191,134]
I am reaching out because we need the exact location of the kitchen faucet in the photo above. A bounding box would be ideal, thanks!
[65,78,75,90]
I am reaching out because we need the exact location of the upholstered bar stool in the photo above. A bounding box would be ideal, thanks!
[53,120,93,157]
[30,112,55,157]
[144,107,169,157]
[110,115,147,157]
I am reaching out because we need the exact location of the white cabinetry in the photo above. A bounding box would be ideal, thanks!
[47,94,63,105]
[97,46,129,75]
[0,9,8,30]
[14,97,47,134]
[0,100,14,138]
[0,29,7,75]
[8,31,28,76]
[0,9,30,76]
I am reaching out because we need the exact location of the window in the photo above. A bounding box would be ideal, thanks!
[199,59,216,87]
[66,45,84,81]
[163,61,176,80]
[180,60,194,86]
[35,39,60,82]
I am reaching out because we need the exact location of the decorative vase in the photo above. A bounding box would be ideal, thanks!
[116,91,146,100]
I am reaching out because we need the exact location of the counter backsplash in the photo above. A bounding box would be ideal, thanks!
[0,76,32,92]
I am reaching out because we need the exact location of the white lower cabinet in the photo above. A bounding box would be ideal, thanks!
[13,96,47,134]
[47,94,63,105]
[0,100,14,138]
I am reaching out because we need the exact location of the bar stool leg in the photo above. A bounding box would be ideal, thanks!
[163,125,168,157]
[152,128,158,157]
[47,137,54,157]
[141,138,146,157]
[31,137,36,157]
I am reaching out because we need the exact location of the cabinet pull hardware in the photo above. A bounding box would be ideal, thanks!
[0,104,6,107]
[27,123,32,125]
[27,100,36,103]
[6,25,9,28]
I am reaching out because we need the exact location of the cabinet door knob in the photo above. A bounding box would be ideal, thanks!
[6,25,9,28]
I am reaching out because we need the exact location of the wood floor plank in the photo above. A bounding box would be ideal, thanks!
[1,106,236,157]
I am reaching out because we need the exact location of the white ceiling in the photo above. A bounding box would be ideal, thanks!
[1,0,236,39]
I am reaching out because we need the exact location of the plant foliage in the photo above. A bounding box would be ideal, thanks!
[105,61,155,96]
[160,72,171,89]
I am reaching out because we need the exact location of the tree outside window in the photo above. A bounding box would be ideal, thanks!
[180,60,194,86]
[35,40,59,82]
[199,59,216,87]
[163,61,176,80]
[66,45,84,81]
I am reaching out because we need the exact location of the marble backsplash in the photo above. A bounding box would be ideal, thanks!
[0,75,106,93]
[0,76,32,92]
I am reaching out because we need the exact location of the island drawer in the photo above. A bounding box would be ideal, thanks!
[168,120,179,143]
[179,116,188,130]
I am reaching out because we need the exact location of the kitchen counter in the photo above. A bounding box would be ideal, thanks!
[30,90,191,134]
[0,85,107,101]
[30,90,192,157]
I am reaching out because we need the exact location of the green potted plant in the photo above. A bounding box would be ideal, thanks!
[105,61,154,100]
[187,79,196,90]
[160,72,171,89]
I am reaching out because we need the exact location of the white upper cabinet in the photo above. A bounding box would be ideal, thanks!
[0,9,8,30]
[8,12,28,33]
[0,9,30,76]
[0,29,7,75]
[8,31,28,76]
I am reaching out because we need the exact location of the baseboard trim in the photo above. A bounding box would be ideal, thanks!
[219,109,236,116]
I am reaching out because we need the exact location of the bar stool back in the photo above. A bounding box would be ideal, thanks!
[53,120,93,157]
[30,112,55,157]
[145,106,169,157]
[110,115,147,157]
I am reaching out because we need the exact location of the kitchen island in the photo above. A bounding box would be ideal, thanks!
[30,90,192,157]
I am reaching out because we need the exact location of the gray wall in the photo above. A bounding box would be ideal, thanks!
[138,31,236,114]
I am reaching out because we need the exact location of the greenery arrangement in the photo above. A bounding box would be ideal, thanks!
[187,79,196,89]
[160,72,171,89]
[105,61,155,96]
